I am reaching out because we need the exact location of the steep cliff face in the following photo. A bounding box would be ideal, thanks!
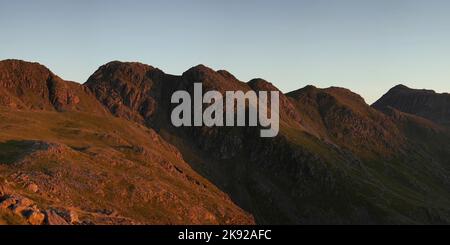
[84,61,166,124]
[0,59,54,110]
[373,84,450,127]
[0,59,108,114]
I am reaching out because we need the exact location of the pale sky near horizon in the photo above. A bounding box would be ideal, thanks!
[1,0,449,103]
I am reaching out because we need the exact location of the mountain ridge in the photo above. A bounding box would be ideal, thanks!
[1,59,450,224]
[373,84,450,127]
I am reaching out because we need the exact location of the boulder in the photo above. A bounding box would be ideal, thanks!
[26,210,45,225]
[11,197,34,214]
[26,183,39,193]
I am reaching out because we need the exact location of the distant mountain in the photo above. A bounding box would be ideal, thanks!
[373,84,450,127]
[1,59,450,224]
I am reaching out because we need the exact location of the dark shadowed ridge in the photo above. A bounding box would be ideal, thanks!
[373,84,450,126]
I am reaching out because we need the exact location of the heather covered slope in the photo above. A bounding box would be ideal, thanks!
[0,109,254,224]
[86,61,450,224]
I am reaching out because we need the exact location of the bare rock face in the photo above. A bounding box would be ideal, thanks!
[26,183,39,193]
[24,210,45,225]
[373,84,450,126]
[0,59,55,110]
[47,78,80,110]
[85,61,165,124]
[0,59,108,114]
[0,194,44,225]
[11,197,34,214]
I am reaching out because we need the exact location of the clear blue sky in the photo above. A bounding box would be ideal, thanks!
[1,0,449,103]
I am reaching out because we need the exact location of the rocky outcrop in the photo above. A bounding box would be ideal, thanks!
[84,61,165,124]
[0,189,88,225]
[0,128,254,224]
[0,59,108,114]
[0,194,45,225]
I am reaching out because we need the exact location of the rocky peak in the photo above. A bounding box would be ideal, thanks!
[287,85,403,154]
[373,84,450,126]
[85,61,168,124]
[181,65,250,93]
[0,59,107,114]
[390,84,410,91]
[0,59,55,110]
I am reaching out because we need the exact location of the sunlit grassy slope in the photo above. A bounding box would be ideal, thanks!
[0,108,253,224]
